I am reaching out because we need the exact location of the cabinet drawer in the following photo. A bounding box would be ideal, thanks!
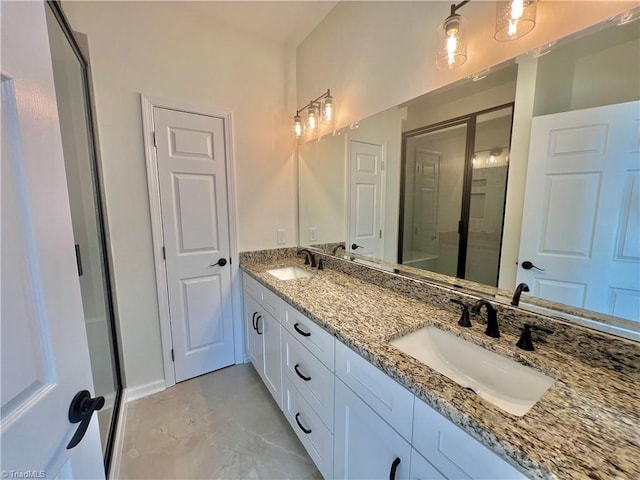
[283,304,335,371]
[282,330,334,431]
[335,341,414,441]
[283,377,333,480]
[412,398,526,479]
[243,272,262,301]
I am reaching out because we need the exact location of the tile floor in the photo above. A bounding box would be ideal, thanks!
[119,363,322,479]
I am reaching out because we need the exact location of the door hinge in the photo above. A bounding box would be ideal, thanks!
[381,160,385,171]
[162,246,166,260]
[153,131,157,147]
[379,229,382,239]
[171,349,174,362]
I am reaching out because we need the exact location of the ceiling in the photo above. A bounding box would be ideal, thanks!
[183,1,339,47]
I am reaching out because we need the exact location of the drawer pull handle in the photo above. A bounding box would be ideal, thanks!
[293,323,311,337]
[295,413,312,434]
[252,312,258,331]
[389,457,401,480]
[294,364,311,381]
[255,315,262,335]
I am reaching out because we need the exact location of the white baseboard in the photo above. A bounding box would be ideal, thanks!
[127,379,166,402]
[108,389,128,480]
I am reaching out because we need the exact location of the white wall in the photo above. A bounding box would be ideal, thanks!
[62,1,297,391]
[297,1,634,129]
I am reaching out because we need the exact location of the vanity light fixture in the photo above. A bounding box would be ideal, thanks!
[293,89,336,138]
[436,1,470,70]
[494,0,537,41]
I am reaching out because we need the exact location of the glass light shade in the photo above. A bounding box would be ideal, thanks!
[321,94,336,125]
[495,0,537,42]
[436,14,467,70]
[306,103,320,135]
[294,114,303,138]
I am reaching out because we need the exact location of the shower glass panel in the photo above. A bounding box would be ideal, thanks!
[465,107,513,286]
[402,123,468,276]
[45,3,122,472]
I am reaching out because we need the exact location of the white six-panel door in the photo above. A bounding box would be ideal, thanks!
[1,2,104,477]
[349,140,383,258]
[154,107,235,383]
[517,101,640,320]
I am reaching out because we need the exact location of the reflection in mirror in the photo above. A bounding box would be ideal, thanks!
[298,14,640,336]
[399,104,514,288]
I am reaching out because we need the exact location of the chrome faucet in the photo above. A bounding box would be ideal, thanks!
[296,248,317,268]
[472,299,500,338]
[511,282,530,307]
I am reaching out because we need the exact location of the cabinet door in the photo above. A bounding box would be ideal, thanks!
[412,399,526,479]
[244,293,264,373]
[334,379,411,480]
[262,313,282,409]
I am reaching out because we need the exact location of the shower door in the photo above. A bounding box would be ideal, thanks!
[45,3,123,474]
[399,104,514,287]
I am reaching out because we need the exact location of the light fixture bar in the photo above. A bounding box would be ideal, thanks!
[294,89,336,138]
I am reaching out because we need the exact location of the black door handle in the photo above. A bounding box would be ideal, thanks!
[389,457,401,480]
[252,312,258,331]
[351,243,363,250]
[293,323,311,337]
[294,364,311,381]
[255,315,262,335]
[295,413,312,434]
[521,260,545,271]
[67,390,105,449]
[210,258,227,267]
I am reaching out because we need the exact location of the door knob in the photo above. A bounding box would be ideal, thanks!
[210,258,227,267]
[521,260,545,271]
[67,390,105,449]
[351,243,363,250]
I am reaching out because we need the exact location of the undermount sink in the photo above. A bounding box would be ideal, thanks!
[266,266,314,281]
[390,326,555,416]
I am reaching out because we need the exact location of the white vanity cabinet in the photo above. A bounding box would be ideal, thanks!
[334,378,412,479]
[241,272,529,480]
[242,275,282,409]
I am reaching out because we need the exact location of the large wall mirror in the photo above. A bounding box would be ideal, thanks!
[298,13,640,339]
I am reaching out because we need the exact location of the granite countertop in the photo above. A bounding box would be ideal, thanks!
[240,255,639,480]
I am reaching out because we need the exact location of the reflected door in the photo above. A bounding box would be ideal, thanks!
[518,101,640,320]
[349,140,383,257]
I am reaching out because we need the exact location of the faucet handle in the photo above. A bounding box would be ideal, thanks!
[450,299,472,328]
[516,323,554,351]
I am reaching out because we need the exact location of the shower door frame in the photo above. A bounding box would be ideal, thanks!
[46,2,124,476]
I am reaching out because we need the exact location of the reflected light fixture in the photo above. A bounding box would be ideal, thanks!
[293,89,336,138]
[436,1,470,70]
[495,0,537,41]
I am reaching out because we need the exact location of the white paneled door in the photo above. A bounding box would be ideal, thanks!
[1,2,104,477]
[518,101,640,320]
[349,140,383,257]
[154,107,235,382]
